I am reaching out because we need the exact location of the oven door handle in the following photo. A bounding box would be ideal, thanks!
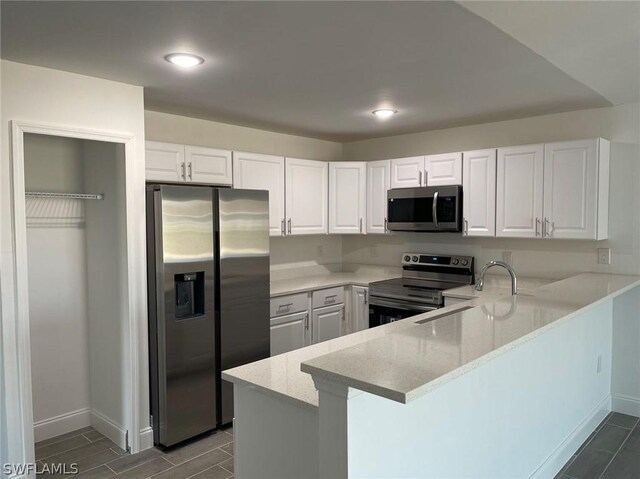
[369,297,438,312]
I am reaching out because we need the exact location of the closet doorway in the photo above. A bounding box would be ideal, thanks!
[10,121,145,463]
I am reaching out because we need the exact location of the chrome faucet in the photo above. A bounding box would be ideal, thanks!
[475,261,518,295]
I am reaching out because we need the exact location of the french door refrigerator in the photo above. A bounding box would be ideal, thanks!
[147,185,270,447]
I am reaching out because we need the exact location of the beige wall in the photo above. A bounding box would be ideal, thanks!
[145,110,342,161]
[341,103,640,279]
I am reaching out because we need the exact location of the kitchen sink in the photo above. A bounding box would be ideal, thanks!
[415,305,475,324]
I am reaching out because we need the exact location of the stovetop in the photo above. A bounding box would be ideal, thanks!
[369,253,475,306]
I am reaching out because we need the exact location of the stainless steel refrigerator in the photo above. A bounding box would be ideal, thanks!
[147,185,270,447]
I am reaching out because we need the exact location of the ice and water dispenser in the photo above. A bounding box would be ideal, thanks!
[174,272,205,320]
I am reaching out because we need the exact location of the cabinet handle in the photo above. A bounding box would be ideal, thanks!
[305,314,309,330]
[535,218,541,237]
[418,170,422,186]
[424,169,428,186]
[364,290,368,305]
[281,218,286,236]
[384,217,388,233]
[359,218,363,233]
[188,162,193,181]
[288,218,292,234]
[181,162,186,180]
[543,218,550,237]
[463,218,468,236]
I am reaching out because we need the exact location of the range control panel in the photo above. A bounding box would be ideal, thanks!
[401,253,474,268]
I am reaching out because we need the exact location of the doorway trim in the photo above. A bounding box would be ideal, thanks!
[8,120,144,465]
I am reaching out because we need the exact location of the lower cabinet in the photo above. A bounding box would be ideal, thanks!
[311,303,344,344]
[270,311,309,356]
[351,286,369,332]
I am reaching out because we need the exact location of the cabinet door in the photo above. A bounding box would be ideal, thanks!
[329,162,366,234]
[233,152,285,236]
[285,158,328,235]
[351,286,369,332]
[366,160,390,234]
[185,146,232,185]
[145,141,185,182]
[390,156,425,188]
[543,139,599,239]
[270,311,308,356]
[462,149,496,237]
[424,152,462,186]
[496,144,544,238]
[311,304,344,344]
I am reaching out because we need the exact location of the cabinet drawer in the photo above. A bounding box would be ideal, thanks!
[312,286,344,308]
[270,293,309,317]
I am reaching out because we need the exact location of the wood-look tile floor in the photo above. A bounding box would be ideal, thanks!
[36,427,234,479]
[556,412,640,479]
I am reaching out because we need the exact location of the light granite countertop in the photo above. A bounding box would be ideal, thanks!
[224,273,640,409]
[270,271,398,297]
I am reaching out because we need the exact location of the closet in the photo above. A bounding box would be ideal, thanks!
[24,133,129,451]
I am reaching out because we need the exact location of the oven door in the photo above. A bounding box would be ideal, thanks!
[387,185,462,232]
[368,296,438,328]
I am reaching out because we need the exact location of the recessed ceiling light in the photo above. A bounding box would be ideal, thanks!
[372,108,397,119]
[165,53,204,68]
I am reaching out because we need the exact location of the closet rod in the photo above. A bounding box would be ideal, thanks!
[25,192,104,200]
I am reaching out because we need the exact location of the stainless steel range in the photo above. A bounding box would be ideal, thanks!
[368,253,475,327]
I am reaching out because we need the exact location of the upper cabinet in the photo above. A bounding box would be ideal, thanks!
[185,146,232,185]
[390,153,462,188]
[543,139,609,240]
[496,144,544,238]
[462,149,496,237]
[366,160,390,234]
[145,141,232,185]
[424,152,462,186]
[233,151,286,236]
[390,156,424,188]
[329,162,366,234]
[496,139,609,240]
[145,141,185,183]
[285,158,328,235]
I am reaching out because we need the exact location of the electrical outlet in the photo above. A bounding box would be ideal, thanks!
[370,246,379,258]
[317,245,324,257]
[596,355,602,374]
[597,248,611,265]
[502,251,512,266]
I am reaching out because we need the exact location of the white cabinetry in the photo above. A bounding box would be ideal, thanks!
[543,139,609,240]
[496,144,544,238]
[233,152,286,236]
[496,139,609,240]
[462,149,496,237]
[390,154,462,188]
[285,158,328,235]
[185,145,232,185]
[329,162,366,234]
[311,304,344,344]
[145,141,232,185]
[366,160,390,234]
[390,156,425,188]
[270,311,308,356]
[424,152,462,186]
[145,141,185,182]
[351,286,369,332]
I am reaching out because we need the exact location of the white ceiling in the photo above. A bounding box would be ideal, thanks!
[461,0,640,106]
[1,1,632,141]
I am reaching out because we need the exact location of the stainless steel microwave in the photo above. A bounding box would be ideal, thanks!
[387,185,462,232]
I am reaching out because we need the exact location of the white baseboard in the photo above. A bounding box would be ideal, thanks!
[33,408,91,442]
[90,409,127,451]
[530,395,611,479]
[612,394,640,417]
[138,427,154,452]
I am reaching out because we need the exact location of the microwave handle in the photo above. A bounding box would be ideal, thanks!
[432,191,439,228]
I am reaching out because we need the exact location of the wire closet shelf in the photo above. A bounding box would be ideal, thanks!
[25,191,104,200]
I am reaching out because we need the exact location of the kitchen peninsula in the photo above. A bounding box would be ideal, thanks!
[223,273,640,479]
